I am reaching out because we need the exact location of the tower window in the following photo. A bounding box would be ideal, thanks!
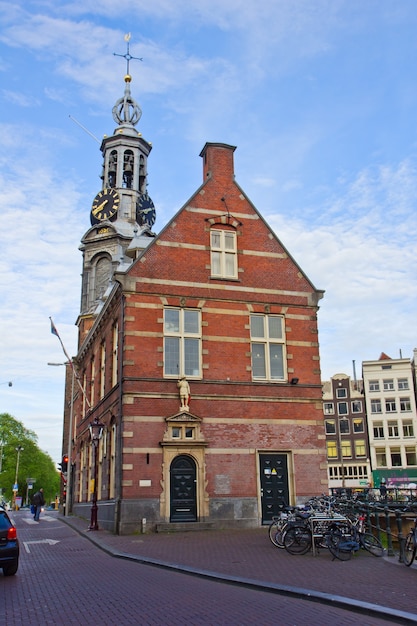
[123,150,134,188]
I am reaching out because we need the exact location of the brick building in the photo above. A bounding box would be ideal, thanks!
[322,373,371,491]
[65,68,327,533]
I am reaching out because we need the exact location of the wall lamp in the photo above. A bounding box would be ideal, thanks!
[290,378,299,385]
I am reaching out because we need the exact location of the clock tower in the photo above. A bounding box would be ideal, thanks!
[78,38,156,340]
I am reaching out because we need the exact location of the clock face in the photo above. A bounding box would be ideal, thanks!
[91,188,120,225]
[136,192,156,228]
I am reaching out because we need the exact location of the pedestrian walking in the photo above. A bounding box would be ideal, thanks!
[32,488,45,522]
[379,479,387,501]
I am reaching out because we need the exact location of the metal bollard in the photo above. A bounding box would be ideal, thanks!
[395,509,404,563]
[384,506,395,556]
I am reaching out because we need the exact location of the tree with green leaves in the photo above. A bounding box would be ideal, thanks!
[0,413,60,506]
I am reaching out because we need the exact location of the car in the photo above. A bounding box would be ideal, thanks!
[0,506,19,576]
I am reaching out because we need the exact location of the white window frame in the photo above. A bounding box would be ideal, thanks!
[403,421,414,438]
[398,378,409,390]
[369,380,380,392]
[338,402,348,415]
[210,229,237,279]
[250,314,286,381]
[388,421,399,438]
[371,399,382,413]
[324,402,334,415]
[400,398,412,412]
[383,379,394,391]
[163,308,201,378]
[373,422,384,438]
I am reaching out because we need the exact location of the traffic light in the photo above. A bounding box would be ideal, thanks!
[61,455,68,473]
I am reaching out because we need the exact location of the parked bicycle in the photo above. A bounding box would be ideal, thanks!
[283,510,384,560]
[268,507,310,548]
[403,516,417,566]
[326,514,384,561]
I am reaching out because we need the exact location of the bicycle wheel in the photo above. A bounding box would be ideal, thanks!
[403,533,416,567]
[268,520,286,548]
[326,529,352,561]
[360,532,384,557]
[283,525,312,555]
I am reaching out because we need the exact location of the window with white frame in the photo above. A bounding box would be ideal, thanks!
[355,440,366,457]
[398,378,409,390]
[352,400,362,413]
[371,399,382,413]
[403,420,414,438]
[336,388,347,398]
[250,315,286,381]
[391,449,401,466]
[406,447,417,466]
[324,402,334,415]
[388,421,399,438]
[353,418,364,433]
[369,380,380,392]
[338,402,348,415]
[164,308,201,377]
[341,441,352,458]
[325,419,336,434]
[210,229,237,279]
[339,419,350,434]
[400,397,412,412]
[376,448,387,467]
[383,379,394,391]
[373,422,384,438]
[385,398,396,413]
[327,441,337,459]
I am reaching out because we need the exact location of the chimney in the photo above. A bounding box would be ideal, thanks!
[199,142,236,182]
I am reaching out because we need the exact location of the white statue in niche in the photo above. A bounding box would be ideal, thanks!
[177,376,190,411]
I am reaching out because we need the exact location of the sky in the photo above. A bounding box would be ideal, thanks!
[0,0,416,465]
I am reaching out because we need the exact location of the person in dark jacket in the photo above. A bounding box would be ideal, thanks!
[379,479,387,501]
[32,488,45,522]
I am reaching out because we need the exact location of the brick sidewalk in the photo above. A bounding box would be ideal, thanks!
[61,515,417,622]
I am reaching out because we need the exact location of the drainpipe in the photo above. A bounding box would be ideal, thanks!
[114,293,125,535]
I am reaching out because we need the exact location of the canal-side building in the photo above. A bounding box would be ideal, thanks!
[322,373,371,491]
[63,59,327,534]
[363,353,417,489]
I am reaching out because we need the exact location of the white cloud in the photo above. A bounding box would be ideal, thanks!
[1,0,416,463]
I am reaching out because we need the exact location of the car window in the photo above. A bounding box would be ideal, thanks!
[0,512,12,530]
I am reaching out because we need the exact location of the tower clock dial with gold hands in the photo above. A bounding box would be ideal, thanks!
[90,188,120,225]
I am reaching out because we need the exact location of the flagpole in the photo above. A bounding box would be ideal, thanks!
[49,317,90,408]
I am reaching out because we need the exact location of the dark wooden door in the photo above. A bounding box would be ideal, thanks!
[170,455,197,522]
[259,453,289,524]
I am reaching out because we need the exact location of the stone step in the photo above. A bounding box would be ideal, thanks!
[156,521,216,533]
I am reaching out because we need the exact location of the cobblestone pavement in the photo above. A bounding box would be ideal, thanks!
[60,514,417,623]
[0,511,397,626]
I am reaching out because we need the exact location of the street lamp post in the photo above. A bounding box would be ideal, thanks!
[13,445,24,510]
[48,362,75,516]
[88,417,104,531]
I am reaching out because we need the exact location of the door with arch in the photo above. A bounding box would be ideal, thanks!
[170,455,197,522]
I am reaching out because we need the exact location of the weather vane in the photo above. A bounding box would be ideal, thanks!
[113,33,143,75]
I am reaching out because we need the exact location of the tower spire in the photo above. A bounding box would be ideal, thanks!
[112,34,143,129]
[113,33,143,76]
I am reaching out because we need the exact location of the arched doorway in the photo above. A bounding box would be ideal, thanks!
[170,455,197,522]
